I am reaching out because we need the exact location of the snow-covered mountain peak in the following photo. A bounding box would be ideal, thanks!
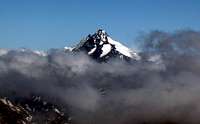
[72,29,140,61]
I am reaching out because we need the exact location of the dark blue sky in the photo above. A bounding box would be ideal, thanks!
[0,0,199,50]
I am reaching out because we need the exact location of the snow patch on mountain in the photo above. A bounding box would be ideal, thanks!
[100,44,112,57]
[33,50,47,56]
[0,49,9,56]
[88,45,97,55]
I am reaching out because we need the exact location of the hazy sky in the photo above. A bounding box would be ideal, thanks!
[0,0,199,50]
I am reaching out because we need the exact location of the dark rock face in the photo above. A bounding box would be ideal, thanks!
[0,98,32,124]
[18,96,71,124]
[0,97,71,124]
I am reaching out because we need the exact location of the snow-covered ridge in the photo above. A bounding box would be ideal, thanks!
[0,48,47,57]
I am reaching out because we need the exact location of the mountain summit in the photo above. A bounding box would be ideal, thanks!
[66,29,140,61]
